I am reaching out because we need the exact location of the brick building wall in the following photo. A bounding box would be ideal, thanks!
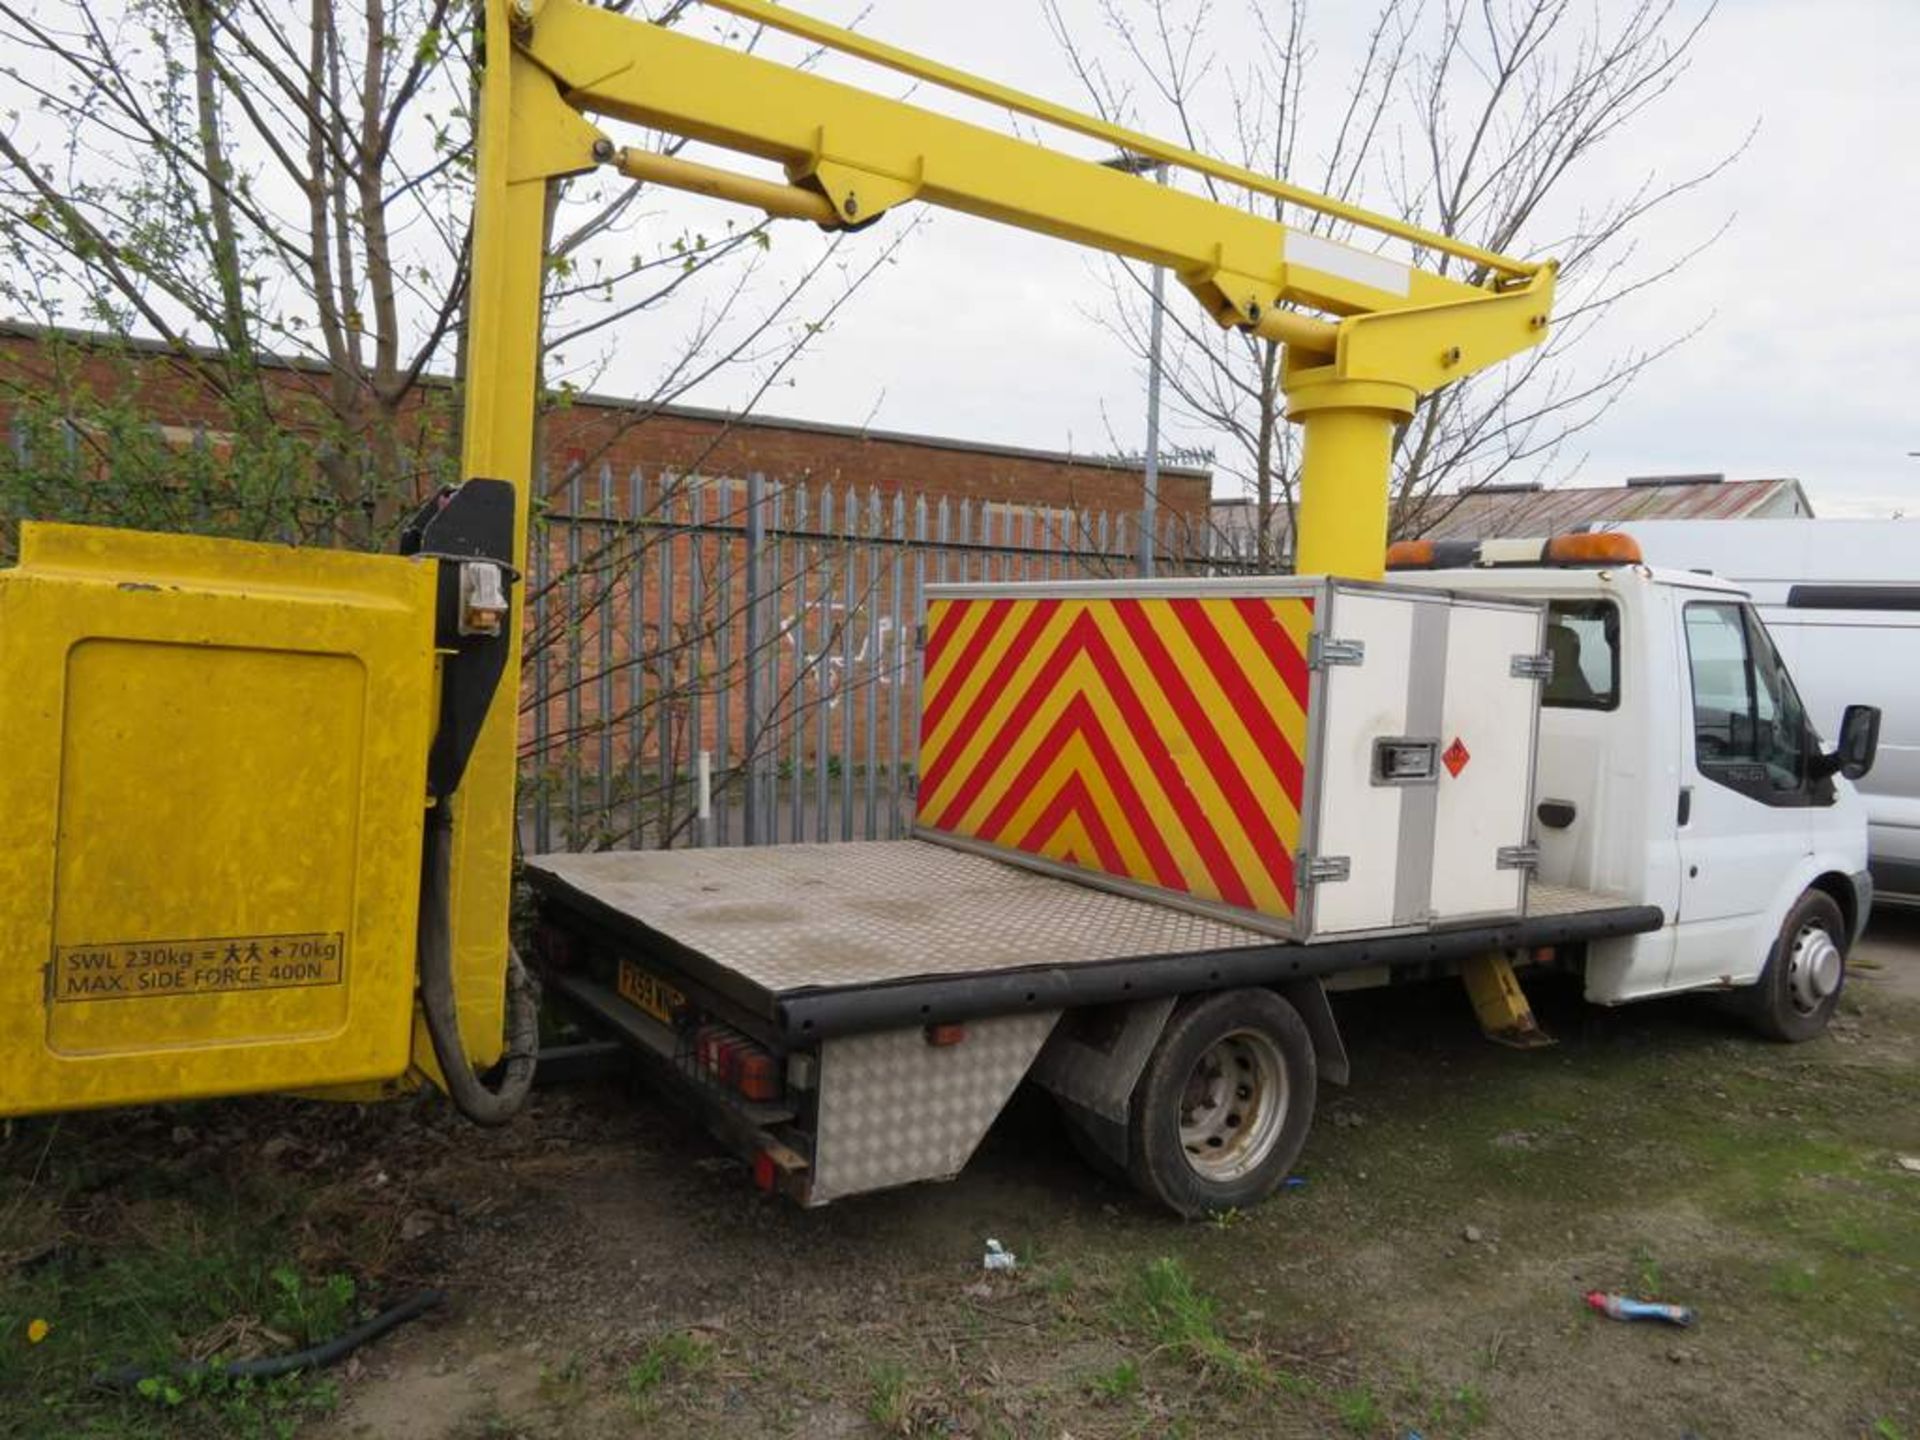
[0,323,1210,528]
[542,399,1211,525]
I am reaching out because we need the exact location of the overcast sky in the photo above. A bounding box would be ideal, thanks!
[607,0,1920,519]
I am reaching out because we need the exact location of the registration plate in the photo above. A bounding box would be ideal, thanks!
[617,960,685,1025]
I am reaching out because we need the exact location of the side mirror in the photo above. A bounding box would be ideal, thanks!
[1820,703,1881,781]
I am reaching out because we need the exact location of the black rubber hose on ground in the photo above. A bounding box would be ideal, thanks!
[417,803,539,1126]
[91,1289,446,1391]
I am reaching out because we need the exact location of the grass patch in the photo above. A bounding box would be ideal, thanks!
[1446,1381,1492,1430]
[1328,989,1920,1357]
[1040,1260,1077,1300]
[866,1359,913,1429]
[537,1352,587,1407]
[1109,1255,1324,1404]
[0,1106,409,1440]
[1085,1357,1140,1402]
[622,1330,714,1413]
[1118,1256,1266,1389]
[127,1371,342,1439]
[1334,1383,1383,1434]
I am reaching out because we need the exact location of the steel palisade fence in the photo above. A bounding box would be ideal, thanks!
[520,465,1268,855]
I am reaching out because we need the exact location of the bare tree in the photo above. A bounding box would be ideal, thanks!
[1048,0,1741,564]
[0,1,890,543]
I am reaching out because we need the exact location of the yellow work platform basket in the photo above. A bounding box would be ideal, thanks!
[0,523,439,1115]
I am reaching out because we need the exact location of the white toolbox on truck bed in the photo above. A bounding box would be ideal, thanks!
[914,577,1547,939]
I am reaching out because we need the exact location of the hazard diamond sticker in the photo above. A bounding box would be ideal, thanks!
[1442,737,1471,778]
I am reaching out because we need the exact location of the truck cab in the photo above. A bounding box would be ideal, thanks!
[1393,535,1876,1038]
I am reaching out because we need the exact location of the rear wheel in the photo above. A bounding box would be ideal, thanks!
[1744,889,1847,1043]
[1126,989,1315,1217]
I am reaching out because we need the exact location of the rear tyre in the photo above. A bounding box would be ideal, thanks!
[1126,988,1315,1217]
[1744,890,1847,1043]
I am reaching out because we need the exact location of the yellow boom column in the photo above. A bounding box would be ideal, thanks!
[433,0,600,1072]
[1287,380,1416,581]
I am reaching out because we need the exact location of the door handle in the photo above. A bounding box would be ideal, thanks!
[1677,786,1692,826]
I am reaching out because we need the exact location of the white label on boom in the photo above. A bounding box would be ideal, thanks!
[1284,231,1412,298]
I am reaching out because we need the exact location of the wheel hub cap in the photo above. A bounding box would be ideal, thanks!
[1178,1028,1289,1183]
[1786,923,1842,1014]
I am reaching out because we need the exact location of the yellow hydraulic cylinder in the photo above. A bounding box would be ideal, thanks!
[1286,373,1416,581]
[613,148,841,226]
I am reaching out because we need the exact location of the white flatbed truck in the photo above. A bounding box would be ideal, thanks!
[0,9,1875,1186]
[525,538,1880,1216]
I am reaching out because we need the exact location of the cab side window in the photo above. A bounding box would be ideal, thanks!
[1683,601,1831,807]
[1542,599,1619,710]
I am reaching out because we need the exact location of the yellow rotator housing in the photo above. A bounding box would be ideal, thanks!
[0,522,439,1116]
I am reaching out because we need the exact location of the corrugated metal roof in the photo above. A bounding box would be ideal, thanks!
[1207,477,1812,560]
[1406,478,1810,538]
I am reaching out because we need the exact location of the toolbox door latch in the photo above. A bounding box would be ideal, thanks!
[1297,853,1352,887]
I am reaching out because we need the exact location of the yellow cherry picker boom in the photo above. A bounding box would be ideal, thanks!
[17,0,1851,1217]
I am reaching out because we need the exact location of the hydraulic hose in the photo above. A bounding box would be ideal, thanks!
[417,803,539,1125]
[92,1289,445,1391]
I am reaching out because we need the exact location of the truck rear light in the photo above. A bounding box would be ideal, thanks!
[752,1149,777,1192]
[924,1022,968,1046]
[691,1021,782,1101]
[734,1048,779,1100]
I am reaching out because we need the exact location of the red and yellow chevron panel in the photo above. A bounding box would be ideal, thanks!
[916,592,1315,921]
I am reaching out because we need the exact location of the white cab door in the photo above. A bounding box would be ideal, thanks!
[1671,599,1818,990]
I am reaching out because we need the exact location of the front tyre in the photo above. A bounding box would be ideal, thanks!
[1126,988,1316,1217]
[1744,889,1847,1043]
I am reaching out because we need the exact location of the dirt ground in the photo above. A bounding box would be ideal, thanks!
[7,913,1918,1440]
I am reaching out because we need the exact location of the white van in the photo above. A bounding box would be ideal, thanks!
[1591,519,1919,906]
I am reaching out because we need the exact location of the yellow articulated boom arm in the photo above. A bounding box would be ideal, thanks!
[485,0,1555,583]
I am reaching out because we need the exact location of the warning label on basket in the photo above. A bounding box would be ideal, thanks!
[51,933,346,1003]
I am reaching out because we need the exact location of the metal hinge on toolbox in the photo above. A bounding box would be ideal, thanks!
[1510,652,1555,681]
[1496,844,1541,870]
[1296,853,1352,886]
[1308,634,1365,670]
